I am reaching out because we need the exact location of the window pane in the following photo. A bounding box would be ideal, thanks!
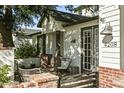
[85,44,87,49]
[88,44,90,49]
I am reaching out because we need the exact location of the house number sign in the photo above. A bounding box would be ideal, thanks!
[104,42,118,48]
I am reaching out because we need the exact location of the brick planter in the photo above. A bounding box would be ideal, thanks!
[30,73,59,88]
[99,67,124,88]
[4,73,59,88]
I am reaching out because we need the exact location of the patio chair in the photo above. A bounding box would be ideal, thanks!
[57,58,72,75]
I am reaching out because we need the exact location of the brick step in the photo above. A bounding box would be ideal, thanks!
[75,83,95,88]
[61,78,96,88]
[61,73,96,84]
[59,72,98,88]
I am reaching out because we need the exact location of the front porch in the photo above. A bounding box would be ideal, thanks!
[13,11,99,88]
[37,25,99,74]
[37,30,81,75]
[13,64,99,88]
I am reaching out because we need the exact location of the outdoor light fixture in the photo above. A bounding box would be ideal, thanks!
[100,17,105,23]
[100,22,113,35]
[71,39,76,43]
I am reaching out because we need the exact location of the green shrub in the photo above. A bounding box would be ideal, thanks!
[0,65,11,85]
[14,41,38,59]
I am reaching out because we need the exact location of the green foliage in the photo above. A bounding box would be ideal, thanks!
[65,5,74,12]
[15,40,38,59]
[0,5,58,47]
[0,5,58,30]
[74,5,99,15]
[0,65,11,85]
[65,5,99,15]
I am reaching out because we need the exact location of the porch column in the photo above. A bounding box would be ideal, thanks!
[56,31,61,55]
[42,34,46,54]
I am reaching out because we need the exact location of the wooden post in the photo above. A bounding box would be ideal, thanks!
[57,75,62,88]
[95,72,99,87]
[56,31,61,55]
[42,34,46,54]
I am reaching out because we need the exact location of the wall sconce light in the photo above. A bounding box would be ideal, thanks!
[100,17,105,23]
[100,22,113,35]
[71,39,76,43]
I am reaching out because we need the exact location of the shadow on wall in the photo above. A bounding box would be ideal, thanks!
[64,30,81,68]
[0,50,14,77]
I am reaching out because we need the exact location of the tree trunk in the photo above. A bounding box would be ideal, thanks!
[0,6,14,47]
[0,25,14,47]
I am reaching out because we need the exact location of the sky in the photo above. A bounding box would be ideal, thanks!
[57,5,71,12]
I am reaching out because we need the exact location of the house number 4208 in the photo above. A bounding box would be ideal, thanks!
[104,42,117,48]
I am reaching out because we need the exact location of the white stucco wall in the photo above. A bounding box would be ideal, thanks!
[0,49,14,80]
[99,5,120,69]
[42,15,98,73]
[13,35,33,48]
[42,16,65,33]
[63,20,98,73]
[43,16,65,55]
[63,29,81,73]
[46,33,56,54]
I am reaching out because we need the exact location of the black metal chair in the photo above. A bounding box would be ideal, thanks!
[57,58,72,75]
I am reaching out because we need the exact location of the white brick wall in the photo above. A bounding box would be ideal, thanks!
[0,49,14,79]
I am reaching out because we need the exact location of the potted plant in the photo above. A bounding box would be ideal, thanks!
[14,40,41,69]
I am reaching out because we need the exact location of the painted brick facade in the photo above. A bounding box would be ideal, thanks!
[4,81,58,88]
[99,67,124,88]
[4,73,59,88]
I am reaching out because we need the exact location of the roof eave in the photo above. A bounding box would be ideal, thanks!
[63,16,99,27]
[26,32,42,36]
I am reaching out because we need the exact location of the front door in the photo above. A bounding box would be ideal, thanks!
[81,26,99,72]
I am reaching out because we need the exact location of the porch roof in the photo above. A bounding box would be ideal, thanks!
[37,10,98,28]
[14,28,42,36]
[63,16,98,27]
